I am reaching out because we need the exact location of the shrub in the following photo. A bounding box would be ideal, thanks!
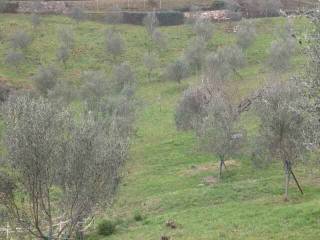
[122,11,184,26]
[143,52,158,81]
[193,19,214,42]
[30,14,41,28]
[56,46,70,66]
[33,65,59,96]
[113,62,135,92]
[184,38,206,73]
[175,86,209,130]
[143,11,159,35]
[98,220,116,236]
[133,210,143,221]
[10,31,31,50]
[4,50,24,69]
[166,59,188,83]
[58,27,75,49]
[152,29,167,49]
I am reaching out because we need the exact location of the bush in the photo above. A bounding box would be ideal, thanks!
[33,65,59,96]
[30,14,41,28]
[56,46,70,66]
[133,210,143,221]
[97,220,116,236]
[10,31,31,50]
[193,19,214,42]
[105,30,125,61]
[113,62,135,92]
[58,27,75,49]
[166,59,188,84]
[122,11,184,26]
[184,38,206,73]
[4,50,24,69]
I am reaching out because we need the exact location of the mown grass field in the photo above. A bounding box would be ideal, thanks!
[1,14,320,240]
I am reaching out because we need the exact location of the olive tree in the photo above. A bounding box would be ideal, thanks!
[193,19,214,42]
[197,91,241,179]
[105,30,125,63]
[56,45,70,66]
[80,70,110,114]
[30,14,41,29]
[58,27,75,49]
[204,45,245,84]
[143,52,158,81]
[184,38,206,75]
[143,11,159,35]
[4,50,25,70]
[113,62,135,92]
[254,80,316,200]
[0,94,129,239]
[10,30,31,50]
[33,65,59,96]
[166,59,188,84]
[236,19,256,49]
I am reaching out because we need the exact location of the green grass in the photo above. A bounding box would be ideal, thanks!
[1,14,320,240]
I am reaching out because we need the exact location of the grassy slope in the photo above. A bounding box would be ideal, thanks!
[0,14,320,240]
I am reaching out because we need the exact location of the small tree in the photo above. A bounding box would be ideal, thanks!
[193,19,214,42]
[70,6,86,24]
[4,50,24,70]
[143,11,159,35]
[33,65,59,96]
[197,91,240,179]
[175,85,210,130]
[236,19,256,49]
[58,27,75,49]
[143,52,158,81]
[254,80,315,200]
[151,29,167,50]
[204,45,245,84]
[105,30,125,63]
[80,70,110,114]
[113,62,135,92]
[166,59,188,84]
[1,94,128,239]
[10,30,31,50]
[56,45,70,67]
[0,0,7,13]
[184,38,206,75]
[30,13,41,29]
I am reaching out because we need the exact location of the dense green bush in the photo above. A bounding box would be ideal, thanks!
[123,11,184,26]
[97,220,116,236]
[211,0,226,10]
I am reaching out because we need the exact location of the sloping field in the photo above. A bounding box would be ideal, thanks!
[0,13,319,240]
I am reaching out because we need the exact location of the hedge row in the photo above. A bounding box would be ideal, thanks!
[122,11,184,26]
[0,2,19,13]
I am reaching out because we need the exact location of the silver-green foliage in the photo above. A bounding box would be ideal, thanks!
[10,30,31,50]
[1,94,128,239]
[33,65,59,96]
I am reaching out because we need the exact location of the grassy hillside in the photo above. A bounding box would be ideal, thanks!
[0,14,320,240]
